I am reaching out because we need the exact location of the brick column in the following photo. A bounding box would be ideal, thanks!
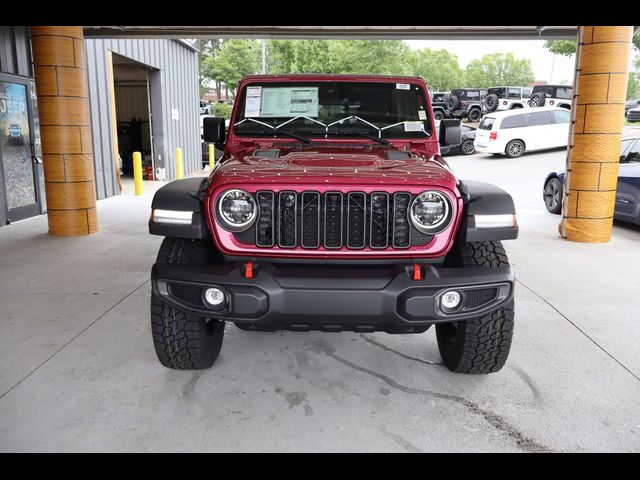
[559,26,634,243]
[31,26,97,236]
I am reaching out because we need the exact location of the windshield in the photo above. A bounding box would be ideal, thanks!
[233,81,432,140]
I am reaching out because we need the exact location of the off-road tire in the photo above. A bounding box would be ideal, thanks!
[447,95,460,111]
[530,92,546,107]
[434,110,445,121]
[484,94,499,112]
[436,240,514,374]
[151,237,225,370]
[467,108,482,122]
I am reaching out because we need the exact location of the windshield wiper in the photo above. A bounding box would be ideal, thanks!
[323,130,391,146]
[271,129,313,145]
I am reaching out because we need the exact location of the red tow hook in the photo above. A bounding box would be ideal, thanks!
[244,261,254,279]
[413,263,421,281]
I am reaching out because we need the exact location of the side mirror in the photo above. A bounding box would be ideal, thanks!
[620,154,627,163]
[203,117,226,145]
[439,119,462,146]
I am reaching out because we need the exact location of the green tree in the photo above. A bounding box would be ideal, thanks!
[267,39,333,73]
[544,32,640,56]
[328,40,412,75]
[464,53,535,88]
[201,39,261,95]
[408,48,464,91]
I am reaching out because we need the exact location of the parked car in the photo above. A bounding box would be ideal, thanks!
[626,106,640,122]
[442,124,477,156]
[7,124,24,145]
[543,136,640,224]
[430,91,453,121]
[200,100,211,115]
[149,74,519,375]
[528,84,572,110]
[624,99,640,114]
[483,86,532,113]
[447,88,487,122]
[474,107,570,158]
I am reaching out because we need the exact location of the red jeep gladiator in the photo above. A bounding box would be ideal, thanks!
[149,75,518,374]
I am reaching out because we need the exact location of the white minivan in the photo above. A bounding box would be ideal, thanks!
[474,107,570,158]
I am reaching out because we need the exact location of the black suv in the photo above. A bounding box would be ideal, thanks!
[447,88,487,122]
[430,91,453,121]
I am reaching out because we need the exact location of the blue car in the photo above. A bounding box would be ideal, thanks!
[543,136,640,224]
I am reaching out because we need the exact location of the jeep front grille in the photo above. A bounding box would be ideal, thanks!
[234,191,435,250]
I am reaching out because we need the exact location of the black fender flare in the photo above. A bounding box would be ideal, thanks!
[148,177,211,239]
[458,180,518,242]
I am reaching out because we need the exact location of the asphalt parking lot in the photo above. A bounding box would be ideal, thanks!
[1,143,639,452]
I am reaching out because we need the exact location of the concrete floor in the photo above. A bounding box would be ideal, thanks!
[1,148,639,452]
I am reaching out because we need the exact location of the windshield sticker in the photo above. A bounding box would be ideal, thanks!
[245,86,262,117]
[396,83,410,90]
[404,121,424,132]
[418,110,427,120]
[260,87,319,118]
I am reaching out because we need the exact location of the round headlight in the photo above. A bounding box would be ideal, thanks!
[409,191,452,234]
[216,189,257,232]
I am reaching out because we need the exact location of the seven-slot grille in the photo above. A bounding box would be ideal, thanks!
[241,191,435,250]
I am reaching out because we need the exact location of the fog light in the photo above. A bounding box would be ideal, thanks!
[203,288,225,307]
[441,291,461,310]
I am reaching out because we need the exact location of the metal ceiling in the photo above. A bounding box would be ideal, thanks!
[82,26,587,40]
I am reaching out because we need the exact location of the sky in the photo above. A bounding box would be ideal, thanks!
[405,39,577,84]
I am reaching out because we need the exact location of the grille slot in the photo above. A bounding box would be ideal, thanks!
[392,193,411,249]
[324,192,343,249]
[278,191,297,248]
[347,192,366,249]
[369,192,389,249]
[301,192,320,248]
[256,191,274,247]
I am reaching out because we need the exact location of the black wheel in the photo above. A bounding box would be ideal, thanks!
[530,92,546,107]
[434,110,445,121]
[436,241,514,374]
[467,108,482,122]
[447,95,459,111]
[505,139,525,158]
[484,94,499,112]
[460,139,475,155]
[544,177,563,214]
[150,237,225,370]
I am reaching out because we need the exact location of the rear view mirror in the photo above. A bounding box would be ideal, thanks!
[203,117,226,145]
[439,119,462,146]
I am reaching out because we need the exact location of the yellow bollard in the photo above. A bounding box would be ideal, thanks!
[133,151,143,196]
[209,143,215,171]
[176,147,184,179]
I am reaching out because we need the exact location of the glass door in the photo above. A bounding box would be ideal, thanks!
[0,74,41,223]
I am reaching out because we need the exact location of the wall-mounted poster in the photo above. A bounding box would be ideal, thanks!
[0,81,35,210]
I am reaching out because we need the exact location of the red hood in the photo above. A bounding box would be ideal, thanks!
[209,147,457,192]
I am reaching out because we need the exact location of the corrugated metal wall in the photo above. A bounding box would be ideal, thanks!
[0,26,32,78]
[84,39,200,199]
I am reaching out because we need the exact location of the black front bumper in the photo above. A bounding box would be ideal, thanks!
[151,262,515,333]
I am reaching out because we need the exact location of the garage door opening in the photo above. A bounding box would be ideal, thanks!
[110,53,156,180]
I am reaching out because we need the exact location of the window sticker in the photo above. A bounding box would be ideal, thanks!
[396,83,410,90]
[244,86,262,117]
[404,121,424,132]
[260,87,319,118]
[418,110,427,120]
